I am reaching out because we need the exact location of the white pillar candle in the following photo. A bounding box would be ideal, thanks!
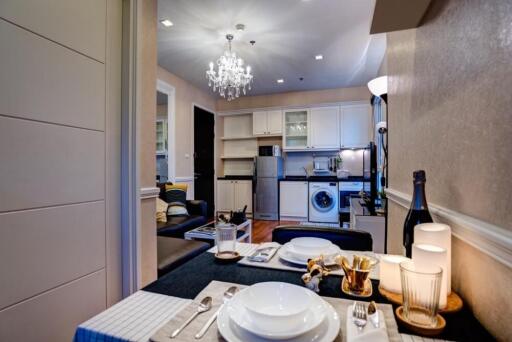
[412,244,448,309]
[415,223,451,293]
[380,255,410,293]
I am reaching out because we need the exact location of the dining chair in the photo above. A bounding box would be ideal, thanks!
[272,225,373,251]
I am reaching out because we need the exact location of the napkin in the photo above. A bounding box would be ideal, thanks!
[346,306,389,342]
[246,242,280,262]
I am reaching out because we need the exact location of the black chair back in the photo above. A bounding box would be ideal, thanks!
[272,225,373,251]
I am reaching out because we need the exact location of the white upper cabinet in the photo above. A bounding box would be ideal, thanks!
[309,106,340,149]
[266,110,283,134]
[340,104,372,148]
[283,109,309,150]
[252,111,268,136]
[252,110,282,136]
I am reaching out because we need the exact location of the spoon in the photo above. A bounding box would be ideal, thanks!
[194,286,238,339]
[170,296,212,338]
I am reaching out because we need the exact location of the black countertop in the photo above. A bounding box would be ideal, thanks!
[279,175,371,182]
[217,175,254,180]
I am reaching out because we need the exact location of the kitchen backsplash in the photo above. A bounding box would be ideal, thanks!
[284,149,368,176]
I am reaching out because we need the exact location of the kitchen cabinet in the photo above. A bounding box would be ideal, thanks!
[340,104,372,148]
[279,181,308,220]
[309,107,340,149]
[216,180,253,214]
[156,119,167,154]
[283,109,309,150]
[252,110,282,136]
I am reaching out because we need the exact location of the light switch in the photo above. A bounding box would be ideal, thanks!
[185,154,190,159]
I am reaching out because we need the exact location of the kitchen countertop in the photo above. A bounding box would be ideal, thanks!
[279,175,371,182]
[217,175,254,180]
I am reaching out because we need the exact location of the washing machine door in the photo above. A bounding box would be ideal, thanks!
[311,189,335,212]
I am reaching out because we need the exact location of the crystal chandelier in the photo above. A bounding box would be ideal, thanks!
[206,34,253,101]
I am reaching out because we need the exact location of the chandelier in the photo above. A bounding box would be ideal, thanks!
[206,34,253,101]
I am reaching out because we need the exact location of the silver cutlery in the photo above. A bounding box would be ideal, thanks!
[170,296,212,338]
[367,301,380,328]
[194,286,238,339]
[352,301,367,331]
[247,246,277,262]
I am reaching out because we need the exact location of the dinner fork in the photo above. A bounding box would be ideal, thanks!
[352,302,367,331]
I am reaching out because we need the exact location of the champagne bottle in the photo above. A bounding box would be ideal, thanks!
[403,170,433,257]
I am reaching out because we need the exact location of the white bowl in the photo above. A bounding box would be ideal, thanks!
[285,243,341,264]
[238,282,313,333]
[290,237,332,254]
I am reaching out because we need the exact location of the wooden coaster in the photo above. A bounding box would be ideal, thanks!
[214,251,241,262]
[378,286,463,314]
[341,277,372,298]
[395,306,446,337]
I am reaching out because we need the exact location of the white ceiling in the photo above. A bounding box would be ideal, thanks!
[157,0,386,97]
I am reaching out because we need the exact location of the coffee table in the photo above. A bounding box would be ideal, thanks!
[184,219,252,244]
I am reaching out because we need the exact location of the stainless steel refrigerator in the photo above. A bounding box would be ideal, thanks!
[253,156,283,220]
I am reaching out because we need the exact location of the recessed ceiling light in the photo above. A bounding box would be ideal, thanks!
[277,79,284,83]
[315,54,323,60]
[160,19,173,27]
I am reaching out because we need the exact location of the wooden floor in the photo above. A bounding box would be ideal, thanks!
[252,220,299,243]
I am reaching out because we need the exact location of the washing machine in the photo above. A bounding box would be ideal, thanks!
[309,182,339,223]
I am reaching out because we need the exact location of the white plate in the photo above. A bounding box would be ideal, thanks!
[226,287,325,340]
[278,243,341,265]
[290,237,332,254]
[218,296,340,342]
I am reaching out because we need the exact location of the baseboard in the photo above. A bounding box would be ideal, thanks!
[175,176,194,182]
[386,188,512,268]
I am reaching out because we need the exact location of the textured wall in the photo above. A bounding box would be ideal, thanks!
[216,86,370,112]
[386,0,512,340]
[387,0,512,229]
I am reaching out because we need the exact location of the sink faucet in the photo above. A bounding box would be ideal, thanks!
[302,166,308,176]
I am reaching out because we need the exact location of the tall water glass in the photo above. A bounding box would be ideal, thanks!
[215,223,237,256]
[400,261,442,327]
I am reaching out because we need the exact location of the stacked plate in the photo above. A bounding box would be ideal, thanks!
[277,237,342,265]
[217,282,340,341]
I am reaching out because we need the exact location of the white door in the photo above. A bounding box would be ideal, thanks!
[234,180,253,213]
[252,111,267,136]
[216,180,234,211]
[309,107,340,149]
[279,181,308,218]
[340,104,371,148]
[266,110,283,135]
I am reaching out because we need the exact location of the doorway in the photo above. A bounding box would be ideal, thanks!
[194,106,215,217]
[156,80,176,184]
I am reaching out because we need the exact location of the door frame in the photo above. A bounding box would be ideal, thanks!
[157,79,176,183]
[191,102,217,211]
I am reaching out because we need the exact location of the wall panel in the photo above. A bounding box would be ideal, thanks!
[0,19,105,130]
[0,270,106,341]
[0,201,105,309]
[0,116,105,212]
[0,0,106,62]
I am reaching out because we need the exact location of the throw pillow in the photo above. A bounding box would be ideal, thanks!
[156,198,168,223]
[163,183,188,205]
[167,201,189,216]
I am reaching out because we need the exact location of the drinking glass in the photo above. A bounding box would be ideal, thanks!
[215,223,237,256]
[400,261,442,327]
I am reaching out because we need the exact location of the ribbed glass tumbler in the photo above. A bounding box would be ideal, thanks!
[400,261,442,327]
[215,223,237,256]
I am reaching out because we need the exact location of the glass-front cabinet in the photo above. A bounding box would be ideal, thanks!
[283,109,309,150]
[156,119,168,154]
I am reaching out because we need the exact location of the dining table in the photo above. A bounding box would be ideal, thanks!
[75,243,494,342]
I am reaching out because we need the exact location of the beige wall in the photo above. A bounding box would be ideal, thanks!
[157,66,217,177]
[216,86,370,112]
[0,0,122,340]
[138,0,158,286]
[385,0,512,340]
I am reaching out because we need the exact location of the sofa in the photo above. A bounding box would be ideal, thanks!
[157,200,208,238]
[156,183,208,238]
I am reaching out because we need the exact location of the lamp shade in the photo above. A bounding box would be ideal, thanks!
[368,76,388,96]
